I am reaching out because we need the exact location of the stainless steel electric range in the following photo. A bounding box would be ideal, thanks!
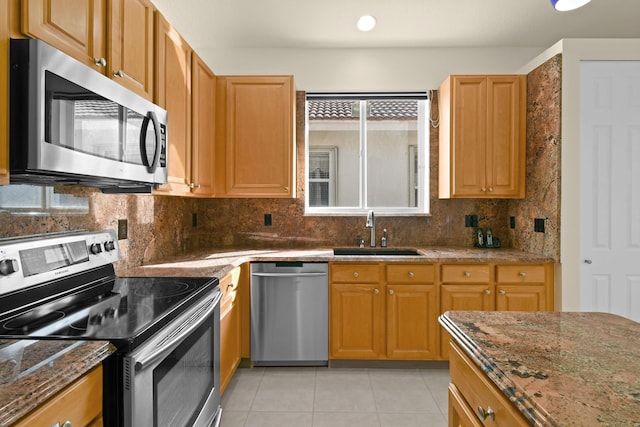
[0,230,222,427]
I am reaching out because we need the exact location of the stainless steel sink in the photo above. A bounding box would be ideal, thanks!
[333,247,421,256]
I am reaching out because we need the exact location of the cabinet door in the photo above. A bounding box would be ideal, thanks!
[220,271,241,394]
[496,285,547,311]
[486,75,526,197]
[330,283,384,359]
[440,284,494,359]
[451,76,487,197]
[0,0,9,185]
[153,12,191,195]
[190,54,216,196]
[386,284,438,359]
[108,0,154,99]
[217,76,294,197]
[21,0,107,71]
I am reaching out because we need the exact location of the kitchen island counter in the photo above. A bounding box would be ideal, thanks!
[118,246,554,279]
[0,339,114,426]
[439,310,640,426]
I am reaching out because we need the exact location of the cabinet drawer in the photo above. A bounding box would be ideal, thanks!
[496,265,545,283]
[331,264,381,283]
[14,366,102,427]
[449,343,529,427]
[386,264,435,283]
[442,264,490,283]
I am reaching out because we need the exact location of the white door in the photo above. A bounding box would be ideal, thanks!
[580,61,640,321]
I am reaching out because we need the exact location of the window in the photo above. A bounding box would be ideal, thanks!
[0,185,89,214]
[305,93,429,214]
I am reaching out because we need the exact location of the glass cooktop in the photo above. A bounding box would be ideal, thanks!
[0,275,218,352]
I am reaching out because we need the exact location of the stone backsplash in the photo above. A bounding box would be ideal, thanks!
[0,56,561,269]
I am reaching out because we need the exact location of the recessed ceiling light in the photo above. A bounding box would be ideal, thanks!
[550,0,592,11]
[357,15,376,32]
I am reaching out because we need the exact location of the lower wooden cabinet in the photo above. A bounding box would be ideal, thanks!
[220,267,242,394]
[13,365,103,427]
[449,341,529,426]
[329,263,439,360]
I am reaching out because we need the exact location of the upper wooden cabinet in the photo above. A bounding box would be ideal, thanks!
[153,13,215,197]
[439,75,526,199]
[0,0,10,185]
[153,12,192,196]
[190,54,216,196]
[215,75,295,198]
[21,0,107,71]
[108,0,154,99]
[21,0,155,100]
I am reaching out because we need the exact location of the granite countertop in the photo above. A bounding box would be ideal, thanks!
[0,339,115,426]
[118,246,554,279]
[439,311,640,426]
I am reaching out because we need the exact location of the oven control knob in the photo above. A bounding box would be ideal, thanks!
[0,259,17,275]
[89,243,102,254]
[104,240,116,252]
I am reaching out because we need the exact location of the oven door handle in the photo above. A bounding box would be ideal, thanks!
[134,290,222,371]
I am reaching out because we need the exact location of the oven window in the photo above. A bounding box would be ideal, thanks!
[153,318,215,427]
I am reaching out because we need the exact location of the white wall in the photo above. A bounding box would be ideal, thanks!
[520,38,640,311]
[198,47,544,90]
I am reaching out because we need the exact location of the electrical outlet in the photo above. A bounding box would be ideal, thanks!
[465,214,478,228]
[510,216,516,229]
[264,213,272,226]
[192,213,198,228]
[117,219,128,240]
[534,218,545,233]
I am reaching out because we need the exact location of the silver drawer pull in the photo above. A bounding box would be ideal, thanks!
[373,288,379,294]
[62,421,72,427]
[477,406,495,421]
[388,289,394,295]
[408,271,414,278]
[484,289,491,295]
[353,271,359,278]
[113,69,125,78]
[93,57,106,66]
[464,271,471,278]
[499,290,506,295]
[519,272,527,277]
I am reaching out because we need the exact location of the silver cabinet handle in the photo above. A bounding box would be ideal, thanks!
[52,423,61,427]
[188,183,201,189]
[62,421,72,427]
[93,57,106,66]
[389,289,395,295]
[408,271,414,278]
[499,290,506,295]
[113,69,125,78]
[373,288,379,294]
[488,187,494,192]
[353,271,359,278]
[464,271,471,278]
[584,259,593,264]
[477,406,495,421]
[519,271,527,277]
[484,289,491,295]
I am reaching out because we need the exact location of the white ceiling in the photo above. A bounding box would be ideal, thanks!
[151,0,640,51]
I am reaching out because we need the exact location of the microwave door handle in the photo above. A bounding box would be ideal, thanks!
[134,291,222,372]
[139,111,162,173]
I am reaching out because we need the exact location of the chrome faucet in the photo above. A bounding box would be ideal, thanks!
[366,210,375,247]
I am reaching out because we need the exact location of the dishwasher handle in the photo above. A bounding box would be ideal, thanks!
[251,272,328,278]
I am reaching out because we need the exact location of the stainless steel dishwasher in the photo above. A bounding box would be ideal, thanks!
[250,262,328,366]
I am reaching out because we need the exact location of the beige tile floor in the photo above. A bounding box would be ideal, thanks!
[220,367,450,427]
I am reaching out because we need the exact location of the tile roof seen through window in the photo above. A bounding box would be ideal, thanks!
[308,100,417,120]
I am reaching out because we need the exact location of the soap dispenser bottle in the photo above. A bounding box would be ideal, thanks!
[381,229,388,247]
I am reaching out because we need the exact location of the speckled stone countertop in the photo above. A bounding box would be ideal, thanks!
[439,311,640,427]
[118,247,554,278]
[0,339,114,426]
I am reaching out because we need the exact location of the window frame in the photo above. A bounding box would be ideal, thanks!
[304,93,429,215]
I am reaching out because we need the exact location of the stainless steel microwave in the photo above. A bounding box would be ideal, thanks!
[9,38,168,193]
